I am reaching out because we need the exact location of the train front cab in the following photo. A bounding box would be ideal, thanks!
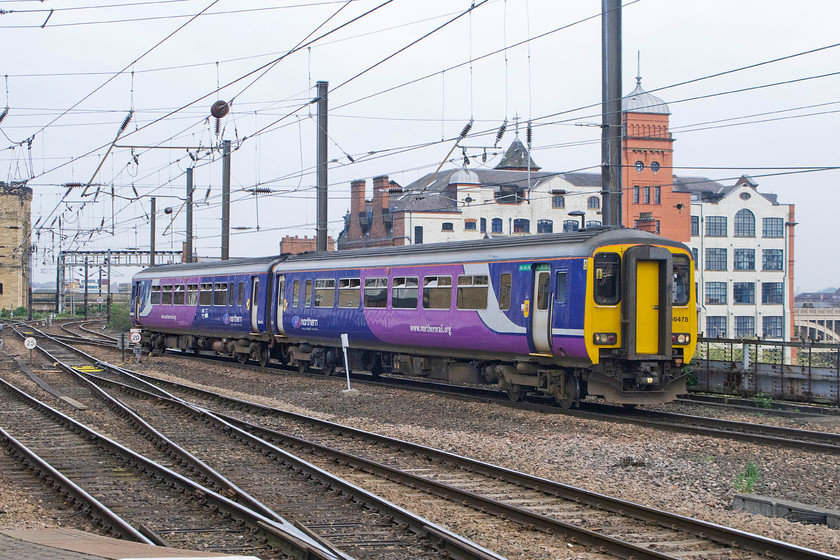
[585,243,696,405]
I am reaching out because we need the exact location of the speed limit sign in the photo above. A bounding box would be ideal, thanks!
[129,330,142,344]
[23,337,37,350]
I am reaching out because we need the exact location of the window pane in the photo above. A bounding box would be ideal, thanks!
[292,280,300,307]
[733,282,755,304]
[555,272,567,303]
[364,277,387,308]
[422,275,452,309]
[536,272,550,311]
[186,284,198,306]
[762,217,783,238]
[734,209,755,237]
[705,282,727,305]
[763,316,783,338]
[691,216,699,236]
[392,277,419,309]
[762,282,784,304]
[734,249,755,271]
[499,273,512,310]
[706,216,727,237]
[161,285,172,305]
[338,278,361,308]
[199,283,213,305]
[150,285,161,305]
[734,316,755,337]
[304,280,312,307]
[706,316,727,337]
[762,249,783,271]
[238,282,244,306]
[173,284,185,305]
[672,255,690,305]
[705,248,727,271]
[214,283,227,306]
[594,253,621,305]
[314,279,335,308]
[456,275,488,310]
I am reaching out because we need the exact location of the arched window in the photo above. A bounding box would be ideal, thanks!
[552,194,565,208]
[537,219,553,233]
[491,218,503,233]
[513,218,530,233]
[734,208,755,237]
[563,219,579,232]
[587,196,600,209]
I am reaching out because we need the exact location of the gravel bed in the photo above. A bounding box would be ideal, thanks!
[1,330,839,558]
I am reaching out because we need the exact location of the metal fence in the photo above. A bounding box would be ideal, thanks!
[691,337,840,404]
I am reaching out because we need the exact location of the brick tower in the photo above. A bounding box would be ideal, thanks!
[621,77,690,241]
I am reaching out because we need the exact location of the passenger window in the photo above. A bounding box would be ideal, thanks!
[228,283,235,306]
[498,273,512,311]
[555,272,567,304]
[338,278,361,308]
[304,280,313,307]
[292,280,300,307]
[186,284,198,305]
[456,275,488,310]
[536,272,550,311]
[392,277,418,309]
[150,285,161,305]
[161,285,173,305]
[237,281,244,306]
[214,283,227,306]
[173,284,185,305]
[199,283,213,305]
[364,277,388,308]
[277,278,285,310]
[423,275,452,309]
[673,254,691,306]
[594,253,621,305]
[314,279,335,308]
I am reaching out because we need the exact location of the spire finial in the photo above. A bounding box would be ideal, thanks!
[636,51,642,86]
[512,113,521,136]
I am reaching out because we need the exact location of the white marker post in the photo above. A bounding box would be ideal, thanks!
[340,333,359,397]
[24,336,37,366]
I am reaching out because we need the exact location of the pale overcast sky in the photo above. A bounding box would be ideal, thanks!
[2,0,838,291]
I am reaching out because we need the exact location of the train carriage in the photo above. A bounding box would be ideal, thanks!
[131,255,282,365]
[131,227,696,407]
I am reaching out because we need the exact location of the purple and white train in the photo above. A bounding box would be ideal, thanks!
[131,227,697,407]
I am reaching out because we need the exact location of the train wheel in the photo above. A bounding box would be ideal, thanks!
[297,361,309,373]
[507,384,524,402]
[236,353,248,365]
[554,374,580,409]
[257,346,269,368]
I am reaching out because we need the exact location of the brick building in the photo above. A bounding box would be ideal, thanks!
[0,182,32,311]
[280,235,334,255]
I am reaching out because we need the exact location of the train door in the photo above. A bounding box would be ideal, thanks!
[250,276,260,332]
[275,275,286,336]
[623,246,673,358]
[530,264,552,354]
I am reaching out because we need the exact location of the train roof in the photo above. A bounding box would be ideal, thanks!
[131,228,690,280]
[277,227,690,271]
[132,255,282,280]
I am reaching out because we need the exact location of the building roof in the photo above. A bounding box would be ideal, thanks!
[495,136,541,170]
[622,77,670,115]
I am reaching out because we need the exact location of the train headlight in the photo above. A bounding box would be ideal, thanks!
[593,332,617,345]
[672,333,690,345]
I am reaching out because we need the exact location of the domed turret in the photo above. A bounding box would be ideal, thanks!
[622,76,670,115]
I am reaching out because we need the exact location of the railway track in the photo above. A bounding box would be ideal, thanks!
[0,376,334,559]
[2,325,506,560]
[77,359,839,560]
[12,325,840,559]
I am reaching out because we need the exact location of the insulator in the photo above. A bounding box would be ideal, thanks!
[215,118,221,135]
[495,120,507,146]
[460,120,473,139]
[132,185,139,198]
[482,149,487,163]
[119,111,132,132]
[526,122,533,145]
[0,107,7,125]
[347,154,355,163]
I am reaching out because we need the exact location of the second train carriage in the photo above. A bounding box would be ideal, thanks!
[131,227,696,407]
